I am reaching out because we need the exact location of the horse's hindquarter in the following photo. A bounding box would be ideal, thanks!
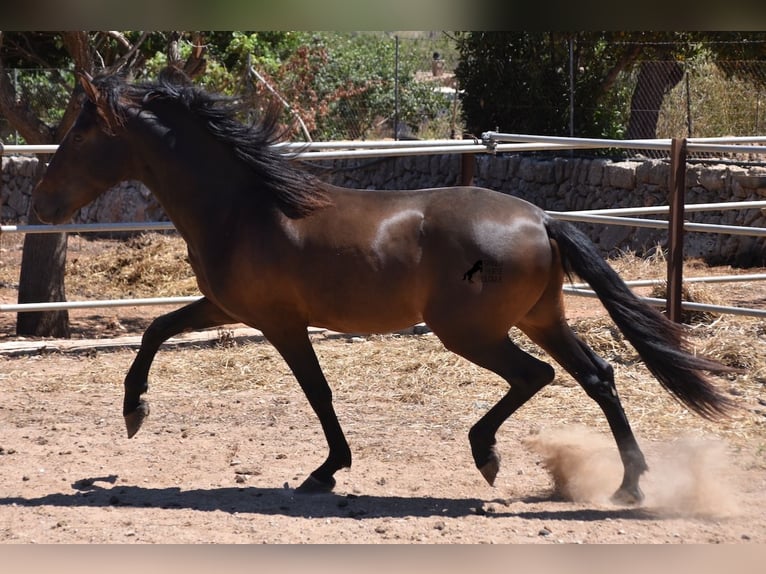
[417,187,555,334]
[284,187,555,335]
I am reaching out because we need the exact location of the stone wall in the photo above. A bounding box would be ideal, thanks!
[1,156,165,226]
[324,153,766,266]
[4,153,765,265]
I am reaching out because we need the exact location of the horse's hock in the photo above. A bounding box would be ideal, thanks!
[3,153,765,265]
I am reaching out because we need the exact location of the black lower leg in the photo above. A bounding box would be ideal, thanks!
[266,328,351,494]
[297,400,352,493]
[123,298,232,437]
[581,370,648,504]
[461,341,555,486]
[123,349,155,438]
[469,384,543,485]
[534,328,649,505]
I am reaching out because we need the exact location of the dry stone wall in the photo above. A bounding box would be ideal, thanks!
[326,153,766,266]
[1,156,165,227]
[3,153,765,265]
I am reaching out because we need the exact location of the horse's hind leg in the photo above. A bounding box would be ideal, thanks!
[123,297,233,438]
[520,319,649,505]
[436,333,556,486]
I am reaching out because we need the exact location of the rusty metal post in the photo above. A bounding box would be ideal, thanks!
[460,153,475,186]
[667,137,687,323]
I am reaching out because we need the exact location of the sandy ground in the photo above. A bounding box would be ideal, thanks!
[1,323,765,544]
[1,235,765,544]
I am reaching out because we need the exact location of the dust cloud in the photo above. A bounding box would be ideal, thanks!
[524,425,741,517]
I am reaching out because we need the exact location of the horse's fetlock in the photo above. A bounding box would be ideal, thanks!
[627,450,649,475]
[583,375,617,400]
[468,425,496,467]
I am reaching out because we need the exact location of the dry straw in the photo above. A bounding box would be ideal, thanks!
[3,232,764,454]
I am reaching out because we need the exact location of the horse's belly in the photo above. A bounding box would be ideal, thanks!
[306,289,424,335]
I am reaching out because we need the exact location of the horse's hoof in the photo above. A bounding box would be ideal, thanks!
[478,448,501,486]
[124,400,150,438]
[296,474,336,494]
[610,485,644,506]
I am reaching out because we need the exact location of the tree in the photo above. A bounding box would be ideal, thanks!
[242,32,450,141]
[0,31,206,337]
[453,32,678,139]
[1,32,93,337]
[454,32,766,142]
[624,60,684,140]
[454,32,569,137]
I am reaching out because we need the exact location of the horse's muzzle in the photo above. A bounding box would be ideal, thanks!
[30,195,67,225]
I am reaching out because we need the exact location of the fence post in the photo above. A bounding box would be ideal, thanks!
[460,153,475,186]
[667,137,687,323]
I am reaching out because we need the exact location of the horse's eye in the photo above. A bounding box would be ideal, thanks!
[72,133,85,144]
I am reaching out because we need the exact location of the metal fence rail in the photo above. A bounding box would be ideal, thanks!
[1,136,764,320]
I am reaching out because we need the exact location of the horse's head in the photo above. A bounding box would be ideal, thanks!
[32,73,134,224]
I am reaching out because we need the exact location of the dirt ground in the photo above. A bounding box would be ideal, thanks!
[1,234,765,544]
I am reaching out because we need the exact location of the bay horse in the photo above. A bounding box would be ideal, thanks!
[31,72,734,504]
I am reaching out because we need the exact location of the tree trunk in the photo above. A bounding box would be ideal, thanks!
[15,158,70,338]
[626,61,685,141]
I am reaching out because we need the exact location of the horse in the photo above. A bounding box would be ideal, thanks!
[31,71,735,504]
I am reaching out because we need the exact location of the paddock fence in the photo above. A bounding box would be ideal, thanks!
[1,135,765,322]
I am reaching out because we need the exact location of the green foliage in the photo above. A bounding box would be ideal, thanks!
[201,31,305,94]
[0,68,74,143]
[454,31,766,141]
[134,31,456,140]
[455,32,569,136]
[8,31,766,145]
[2,31,460,142]
[454,32,638,138]
[16,69,73,126]
[258,32,451,140]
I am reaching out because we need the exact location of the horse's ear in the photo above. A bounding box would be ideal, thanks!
[77,71,121,133]
[78,71,100,105]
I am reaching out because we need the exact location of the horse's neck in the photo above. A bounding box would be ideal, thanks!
[130,116,276,244]
[137,160,220,234]
[131,129,228,218]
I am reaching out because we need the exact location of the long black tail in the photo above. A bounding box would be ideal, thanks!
[545,216,735,420]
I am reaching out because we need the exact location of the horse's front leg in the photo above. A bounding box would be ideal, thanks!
[123,297,233,438]
[263,325,351,494]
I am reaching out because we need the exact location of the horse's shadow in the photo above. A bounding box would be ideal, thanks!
[0,475,656,522]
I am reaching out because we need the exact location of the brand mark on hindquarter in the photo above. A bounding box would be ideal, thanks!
[462,259,502,283]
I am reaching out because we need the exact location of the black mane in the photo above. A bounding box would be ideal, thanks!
[91,72,331,218]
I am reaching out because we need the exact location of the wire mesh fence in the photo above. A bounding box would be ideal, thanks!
[664,61,766,139]
[622,59,766,153]
[582,57,766,161]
